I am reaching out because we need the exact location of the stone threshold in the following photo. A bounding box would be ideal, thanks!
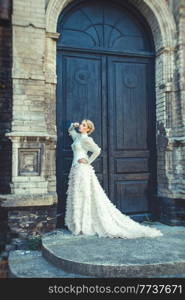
[8,223,185,278]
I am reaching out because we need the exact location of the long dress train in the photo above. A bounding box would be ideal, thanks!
[64,123,163,239]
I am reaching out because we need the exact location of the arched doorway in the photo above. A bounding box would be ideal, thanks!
[56,0,156,227]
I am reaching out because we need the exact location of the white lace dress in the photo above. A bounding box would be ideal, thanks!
[64,123,163,239]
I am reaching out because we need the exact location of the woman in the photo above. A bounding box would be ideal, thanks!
[65,119,163,239]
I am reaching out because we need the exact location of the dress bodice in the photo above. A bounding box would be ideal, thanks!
[71,137,89,166]
[68,123,101,166]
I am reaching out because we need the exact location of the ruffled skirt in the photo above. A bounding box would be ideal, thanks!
[64,163,163,239]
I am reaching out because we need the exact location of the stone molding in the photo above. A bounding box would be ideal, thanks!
[0,193,57,208]
[46,0,176,50]
[166,136,185,151]
[46,31,60,40]
[5,132,57,142]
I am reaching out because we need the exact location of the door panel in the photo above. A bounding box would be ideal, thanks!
[56,51,108,224]
[107,56,155,214]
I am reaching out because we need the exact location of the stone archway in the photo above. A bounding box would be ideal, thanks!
[46,0,176,45]
[45,0,181,225]
[45,0,177,135]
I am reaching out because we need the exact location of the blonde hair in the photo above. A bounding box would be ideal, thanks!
[82,119,95,135]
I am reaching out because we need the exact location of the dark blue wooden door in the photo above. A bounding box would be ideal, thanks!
[107,56,156,217]
[56,0,155,226]
[56,51,108,226]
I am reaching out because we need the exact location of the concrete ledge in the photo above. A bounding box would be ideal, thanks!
[8,249,185,278]
[41,225,185,278]
[0,193,57,207]
[8,250,92,278]
[5,132,57,141]
[8,223,185,278]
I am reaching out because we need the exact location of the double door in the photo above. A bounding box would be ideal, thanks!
[56,50,156,225]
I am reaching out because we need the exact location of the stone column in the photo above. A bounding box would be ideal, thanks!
[157,0,185,225]
[0,0,58,238]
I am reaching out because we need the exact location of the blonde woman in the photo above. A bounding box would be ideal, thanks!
[65,119,163,239]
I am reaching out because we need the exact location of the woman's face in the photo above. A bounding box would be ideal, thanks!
[79,121,89,134]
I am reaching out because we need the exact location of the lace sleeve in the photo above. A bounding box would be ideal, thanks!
[68,123,79,141]
[81,136,101,164]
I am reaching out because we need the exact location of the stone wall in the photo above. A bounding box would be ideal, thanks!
[0,0,58,245]
[0,3,11,277]
[0,0,12,259]
[0,1,12,194]
[158,0,185,225]
[7,205,57,239]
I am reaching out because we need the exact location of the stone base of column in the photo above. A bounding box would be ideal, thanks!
[159,196,185,226]
[0,193,58,239]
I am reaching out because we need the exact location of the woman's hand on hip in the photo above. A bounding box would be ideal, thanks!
[78,158,88,164]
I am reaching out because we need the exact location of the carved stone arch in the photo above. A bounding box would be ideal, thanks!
[45,0,177,92]
[46,0,176,50]
[45,0,177,129]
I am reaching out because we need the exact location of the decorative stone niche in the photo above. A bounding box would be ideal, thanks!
[18,148,41,176]
[6,134,47,195]
[0,132,57,208]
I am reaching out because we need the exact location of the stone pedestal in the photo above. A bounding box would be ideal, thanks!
[0,132,58,238]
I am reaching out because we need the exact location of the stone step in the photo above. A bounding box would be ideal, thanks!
[8,250,93,278]
[41,224,185,278]
[8,249,185,278]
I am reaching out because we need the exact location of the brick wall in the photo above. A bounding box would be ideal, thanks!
[0,6,12,194]
[0,0,12,259]
[0,0,57,245]
[158,0,185,225]
[8,205,57,238]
